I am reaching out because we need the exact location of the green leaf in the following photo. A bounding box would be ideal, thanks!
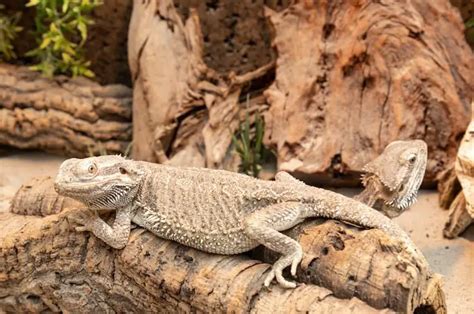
[39,36,51,49]
[62,0,70,13]
[254,112,263,153]
[77,20,87,42]
[82,69,95,77]
[61,52,71,62]
[26,0,40,7]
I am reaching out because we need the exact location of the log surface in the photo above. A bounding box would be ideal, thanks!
[0,64,132,156]
[263,0,472,184]
[1,177,446,313]
[0,209,392,313]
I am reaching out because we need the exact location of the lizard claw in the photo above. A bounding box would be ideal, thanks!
[264,269,296,289]
[264,248,303,288]
[263,269,275,287]
[276,270,296,288]
[290,248,303,277]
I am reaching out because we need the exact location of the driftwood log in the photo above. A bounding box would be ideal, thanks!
[128,0,472,185]
[0,64,132,156]
[262,0,472,184]
[0,209,393,313]
[1,177,446,313]
[439,103,474,238]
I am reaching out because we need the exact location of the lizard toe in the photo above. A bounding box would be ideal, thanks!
[275,270,296,289]
[290,249,303,277]
[263,269,275,287]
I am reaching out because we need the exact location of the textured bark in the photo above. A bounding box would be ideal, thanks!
[1,208,395,313]
[441,103,474,238]
[128,0,472,185]
[263,0,472,185]
[173,0,289,75]
[0,64,132,156]
[2,177,446,313]
[443,192,472,238]
[437,164,461,210]
[128,0,274,170]
[260,220,444,313]
[10,176,83,216]
[450,0,474,49]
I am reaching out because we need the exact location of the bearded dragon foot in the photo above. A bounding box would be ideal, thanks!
[68,210,98,232]
[264,247,303,289]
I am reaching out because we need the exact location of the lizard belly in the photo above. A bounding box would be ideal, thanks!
[132,208,258,255]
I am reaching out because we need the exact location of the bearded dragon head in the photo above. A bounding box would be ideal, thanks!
[54,155,144,210]
[361,140,427,218]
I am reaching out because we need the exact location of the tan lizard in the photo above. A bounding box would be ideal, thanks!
[54,141,427,289]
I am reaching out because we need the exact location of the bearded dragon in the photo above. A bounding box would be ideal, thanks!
[355,140,428,217]
[54,145,427,289]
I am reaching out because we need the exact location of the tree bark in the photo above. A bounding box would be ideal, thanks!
[0,208,396,313]
[2,177,446,313]
[440,102,474,238]
[437,164,461,210]
[259,220,444,313]
[0,64,132,157]
[128,0,472,185]
[127,0,274,171]
[262,0,472,185]
[443,192,472,238]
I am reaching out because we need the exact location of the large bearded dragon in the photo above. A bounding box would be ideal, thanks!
[54,140,427,289]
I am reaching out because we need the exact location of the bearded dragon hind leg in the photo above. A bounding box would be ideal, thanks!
[244,201,305,288]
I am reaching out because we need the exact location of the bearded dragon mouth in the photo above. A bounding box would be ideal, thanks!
[54,182,98,196]
[387,191,418,210]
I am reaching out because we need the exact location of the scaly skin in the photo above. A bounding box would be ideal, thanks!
[355,140,427,218]
[55,155,425,289]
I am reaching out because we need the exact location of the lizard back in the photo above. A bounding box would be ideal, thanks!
[131,163,298,254]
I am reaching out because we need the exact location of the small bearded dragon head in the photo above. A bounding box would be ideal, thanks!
[54,155,144,210]
[361,140,427,218]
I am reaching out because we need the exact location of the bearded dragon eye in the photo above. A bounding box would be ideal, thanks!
[408,155,417,163]
[119,167,127,175]
[88,164,97,174]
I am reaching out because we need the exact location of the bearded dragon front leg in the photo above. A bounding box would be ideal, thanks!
[69,206,134,249]
[244,202,306,288]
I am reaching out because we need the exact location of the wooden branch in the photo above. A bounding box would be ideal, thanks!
[443,192,471,238]
[437,164,461,210]
[10,176,83,217]
[1,208,393,313]
[3,177,446,313]
[0,64,132,156]
[260,220,444,313]
[440,102,474,238]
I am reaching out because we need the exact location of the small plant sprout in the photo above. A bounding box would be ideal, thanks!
[231,96,273,178]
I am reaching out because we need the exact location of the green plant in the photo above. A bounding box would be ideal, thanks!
[231,106,273,178]
[25,0,102,77]
[466,17,474,29]
[0,5,22,61]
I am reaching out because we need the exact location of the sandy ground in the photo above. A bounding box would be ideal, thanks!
[1,150,473,313]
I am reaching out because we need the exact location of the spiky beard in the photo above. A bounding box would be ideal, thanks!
[87,185,134,209]
[388,191,418,210]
